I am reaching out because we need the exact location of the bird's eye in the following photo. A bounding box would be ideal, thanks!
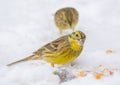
[76,34,78,37]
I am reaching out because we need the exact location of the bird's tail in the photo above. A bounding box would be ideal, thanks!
[7,55,41,66]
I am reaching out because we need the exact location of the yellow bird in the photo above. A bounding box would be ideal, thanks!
[54,7,79,34]
[7,31,86,67]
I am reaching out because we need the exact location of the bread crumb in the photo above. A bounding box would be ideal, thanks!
[76,71,87,77]
[106,50,113,54]
[95,73,104,79]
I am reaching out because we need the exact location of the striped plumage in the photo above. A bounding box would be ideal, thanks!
[7,31,86,67]
[55,7,79,34]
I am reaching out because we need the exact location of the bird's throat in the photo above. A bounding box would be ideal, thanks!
[69,38,82,51]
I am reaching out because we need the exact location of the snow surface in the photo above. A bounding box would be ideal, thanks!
[0,0,120,85]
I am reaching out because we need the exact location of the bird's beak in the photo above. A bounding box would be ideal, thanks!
[78,39,85,46]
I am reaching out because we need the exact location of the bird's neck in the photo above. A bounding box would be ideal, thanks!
[68,38,83,51]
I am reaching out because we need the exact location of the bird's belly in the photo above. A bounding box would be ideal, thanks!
[44,50,80,65]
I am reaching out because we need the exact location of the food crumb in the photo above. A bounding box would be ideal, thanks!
[95,73,104,79]
[106,50,113,54]
[76,71,87,77]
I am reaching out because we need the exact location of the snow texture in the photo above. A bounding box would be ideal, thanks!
[0,0,120,85]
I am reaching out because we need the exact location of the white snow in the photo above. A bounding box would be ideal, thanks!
[0,0,120,85]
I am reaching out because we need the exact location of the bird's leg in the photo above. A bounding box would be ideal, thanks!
[70,62,76,67]
[51,63,54,67]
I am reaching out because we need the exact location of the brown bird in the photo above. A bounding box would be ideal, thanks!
[54,7,79,34]
[7,31,86,67]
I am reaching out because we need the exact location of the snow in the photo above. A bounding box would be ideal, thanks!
[0,0,120,85]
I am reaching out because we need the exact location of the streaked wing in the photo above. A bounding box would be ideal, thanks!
[65,9,73,25]
[44,36,67,52]
[33,35,68,56]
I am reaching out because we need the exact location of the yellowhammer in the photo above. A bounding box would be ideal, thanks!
[54,7,79,34]
[7,31,86,67]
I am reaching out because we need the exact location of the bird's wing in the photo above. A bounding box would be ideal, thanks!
[65,9,73,26]
[34,36,68,56]
[44,36,67,52]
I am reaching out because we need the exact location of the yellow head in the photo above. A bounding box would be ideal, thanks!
[68,31,86,50]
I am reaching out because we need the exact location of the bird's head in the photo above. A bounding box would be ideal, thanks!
[68,31,86,48]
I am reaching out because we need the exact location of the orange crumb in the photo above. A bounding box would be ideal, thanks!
[95,73,104,79]
[109,71,113,75]
[106,50,113,54]
[76,71,87,77]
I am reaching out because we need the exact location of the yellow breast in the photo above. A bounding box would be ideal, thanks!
[44,38,83,65]
[68,37,82,51]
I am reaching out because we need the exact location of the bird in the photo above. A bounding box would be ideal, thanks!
[54,7,79,34]
[7,31,86,67]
